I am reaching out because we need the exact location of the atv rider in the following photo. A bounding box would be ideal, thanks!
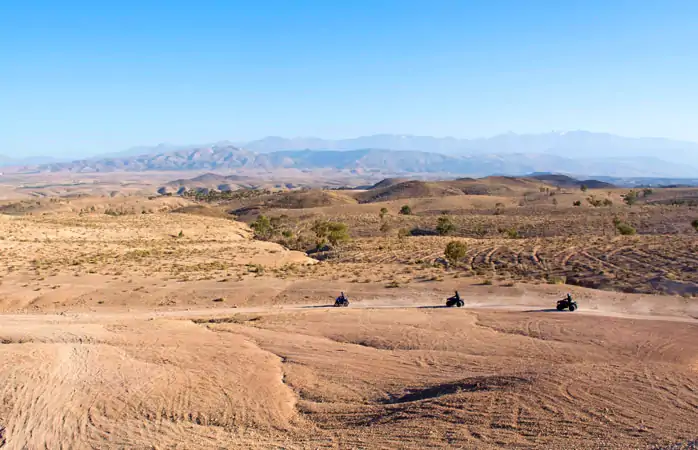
[565,293,573,302]
[454,291,461,302]
[337,292,347,302]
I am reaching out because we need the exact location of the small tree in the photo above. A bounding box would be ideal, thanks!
[573,200,582,207]
[444,240,467,266]
[623,190,638,206]
[251,215,272,239]
[399,205,412,215]
[379,207,388,219]
[436,215,456,236]
[580,184,588,192]
[691,219,698,232]
[312,220,350,247]
[615,221,636,236]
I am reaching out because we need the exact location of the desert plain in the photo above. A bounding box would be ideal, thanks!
[0,173,696,449]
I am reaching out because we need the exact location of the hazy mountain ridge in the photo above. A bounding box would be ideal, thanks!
[242,131,698,165]
[7,131,698,178]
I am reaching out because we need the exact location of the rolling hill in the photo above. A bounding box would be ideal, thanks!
[354,177,550,203]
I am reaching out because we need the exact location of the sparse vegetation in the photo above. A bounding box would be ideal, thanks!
[436,215,456,236]
[692,219,698,232]
[444,240,467,266]
[251,215,273,239]
[623,190,638,206]
[614,218,637,236]
[312,220,350,248]
[399,205,412,215]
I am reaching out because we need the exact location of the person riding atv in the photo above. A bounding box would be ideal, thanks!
[334,292,349,307]
[556,293,578,311]
[446,291,464,308]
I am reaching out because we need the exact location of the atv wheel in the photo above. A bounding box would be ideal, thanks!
[456,300,464,307]
[556,304,565,311]
[568,304,576,312]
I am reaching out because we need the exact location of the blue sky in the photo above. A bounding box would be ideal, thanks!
[2,0,698,157]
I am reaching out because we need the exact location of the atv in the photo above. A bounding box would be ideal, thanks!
[446,293,464,308]
[334,293,349,307]
[556,296,578,311]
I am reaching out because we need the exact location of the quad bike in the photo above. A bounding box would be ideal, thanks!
[556,296,578,311]
[334,293,349,307]
[446,293,464,308]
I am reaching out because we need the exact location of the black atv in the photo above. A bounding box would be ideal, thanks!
[556,297,578,311]
[334,294,349,307]
[446,294,464,308]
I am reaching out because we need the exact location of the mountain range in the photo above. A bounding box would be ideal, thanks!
[4,132,698,178]
[240,131,698,165]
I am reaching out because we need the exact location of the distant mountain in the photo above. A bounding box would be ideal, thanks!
[36,145,256,172]
[26,144,698,178]
[242,132,698,166]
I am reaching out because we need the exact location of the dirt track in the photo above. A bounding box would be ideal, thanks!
[0,293,697,449]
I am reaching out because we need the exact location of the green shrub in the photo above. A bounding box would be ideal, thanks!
[444,240,467,265]
[399,205,412,215]
[312,220,350,247]
[436,215,456,236]
[623,190,638,206]
[616,222,636,235]
[251,215,272,239]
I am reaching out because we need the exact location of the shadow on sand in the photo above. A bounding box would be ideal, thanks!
[301,304,336,309]
[523,308,565,313]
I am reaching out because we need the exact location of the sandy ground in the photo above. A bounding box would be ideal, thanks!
[0,285,696,449]
[0,212,696,449]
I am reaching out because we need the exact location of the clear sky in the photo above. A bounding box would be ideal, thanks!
[2,0,698,157]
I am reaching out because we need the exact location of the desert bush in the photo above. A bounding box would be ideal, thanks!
[379,222,391,234]
[379,207,388,219]
[580,184,588,192]
[312,220,350,247]
[444,240,467,265]
[504,228,520,239]
[587,196,603,207]
[251,215,273,239]
[602,198,613,207]
[691,219,698,232]
[622,190,638,206]
[436,215,456,236]
[615,221,636,235]
[573,200,582,207]
[399,205,412,215]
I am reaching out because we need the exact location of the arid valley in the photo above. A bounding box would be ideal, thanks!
[0,170,696,449]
